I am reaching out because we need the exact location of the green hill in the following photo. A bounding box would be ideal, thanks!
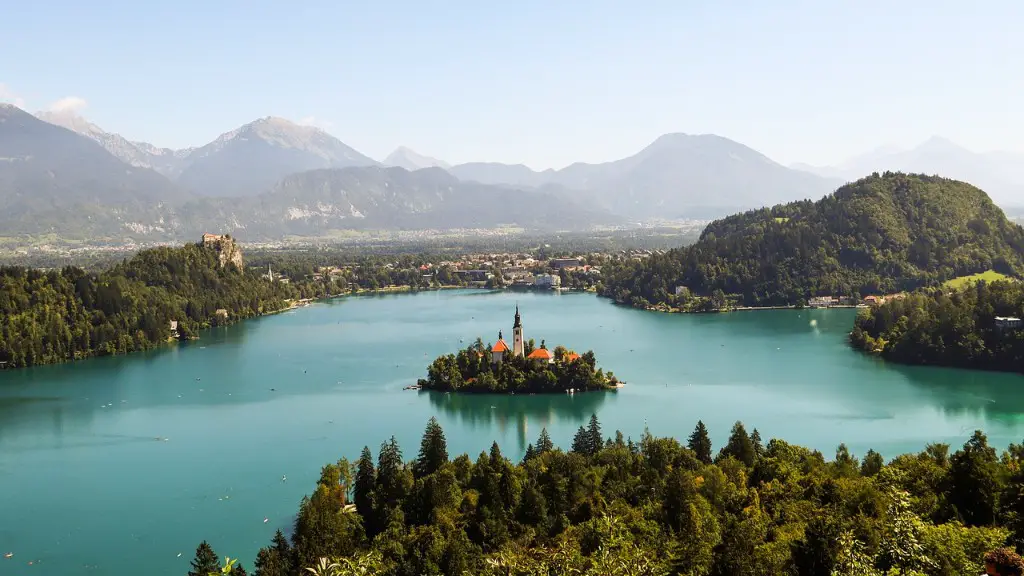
[599,172,1024,309]
[0,240,304,368]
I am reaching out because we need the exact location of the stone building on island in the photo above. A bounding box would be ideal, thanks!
[489,306,561,366]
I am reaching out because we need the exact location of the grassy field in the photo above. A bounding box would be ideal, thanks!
[943,270,1014,289]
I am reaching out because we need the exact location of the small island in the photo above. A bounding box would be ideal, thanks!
[417,306,620,393]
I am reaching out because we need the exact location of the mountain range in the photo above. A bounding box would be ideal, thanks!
[6,102,1022,244]
[792,136,1024,209]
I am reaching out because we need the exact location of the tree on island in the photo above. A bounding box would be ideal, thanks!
[418,340,616,394]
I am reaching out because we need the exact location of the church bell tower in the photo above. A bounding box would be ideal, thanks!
[512,305,524,357]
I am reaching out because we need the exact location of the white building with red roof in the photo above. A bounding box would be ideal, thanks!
[491,332,511,364]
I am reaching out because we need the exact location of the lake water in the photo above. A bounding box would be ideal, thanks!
[3,289,1024,575]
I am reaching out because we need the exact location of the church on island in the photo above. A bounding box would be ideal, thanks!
[489,306,580,366]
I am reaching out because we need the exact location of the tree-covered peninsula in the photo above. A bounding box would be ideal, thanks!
[0,235,309,368]
[197,416,1024,576]
[417,338,616,394]
[851,278,1024,372]
[599,173,1024,310]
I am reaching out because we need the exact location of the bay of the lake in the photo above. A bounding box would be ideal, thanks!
[3,289,1024,575]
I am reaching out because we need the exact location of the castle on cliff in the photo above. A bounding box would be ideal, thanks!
[202,233,244,269]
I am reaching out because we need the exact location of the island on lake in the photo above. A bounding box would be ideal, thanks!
[417,306,619,393]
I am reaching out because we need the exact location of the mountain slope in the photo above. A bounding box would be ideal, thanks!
[177,117,379,197]
[175,166,619,237]
[599,172,1024,308]
[0,104,190,236]
[796,137,1024,207]
[383,146,450,170]
[35,109,190,177]
[450,133,843,219]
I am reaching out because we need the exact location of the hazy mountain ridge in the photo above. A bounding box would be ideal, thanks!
[0,104,193,237]
[384,146,450,170]
[450,133,844,219]
[173,117,380,198]
[35,109,190,177]
[173,166,620,238]
[793,137,1024,207]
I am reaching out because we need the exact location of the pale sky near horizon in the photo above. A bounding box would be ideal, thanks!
[1,0,1021,170]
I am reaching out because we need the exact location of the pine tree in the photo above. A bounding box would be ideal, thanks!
[717,421,756,467]
[572,426,589,455]
[375,437,409,514]
[253,530,293,576]
[523,443,536,462]
[489,441,504,467]
[353,446,376,535]
[230,562,248,576]
[750,428,764,458]
[861,449,884,477]
[536,428,554,453]
[586,413,602,455]
[948,430,1000,526]
[188,541,220,576]
[687,421,713,464]
[413,417,449,478]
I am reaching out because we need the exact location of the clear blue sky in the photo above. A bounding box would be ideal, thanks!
[1,0,1021,169]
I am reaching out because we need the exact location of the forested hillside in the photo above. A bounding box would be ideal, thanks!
[197,417,1024,576]
[851,279,1024,371]
[0,241,307,368]
[599,173,1024,309]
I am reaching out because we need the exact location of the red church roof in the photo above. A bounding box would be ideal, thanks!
[527,348,553,360]
[565,352,581,362]
[492,340,510,353]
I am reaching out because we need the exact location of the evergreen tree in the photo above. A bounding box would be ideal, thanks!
[413,417,449,478]
[188,541,220,576]
[489,441,504,467]
[376,437,410,515]
[586,413,602,455]
[230,563,248,576]
[522,443,536,463]
[750,427,764,458]
[535,428,554,453]
[948,430,1001,526]
[687,420,713,464]
[861,449,884,477]
[353,446,376,534]
[571,426,590,455]
[717,421,756,467]
[252,530,292,576]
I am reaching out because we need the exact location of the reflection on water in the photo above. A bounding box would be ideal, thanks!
[425,390,613,451]
[6,290,1024,576]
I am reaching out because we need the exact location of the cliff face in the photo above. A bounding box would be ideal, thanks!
[201,233,244,270]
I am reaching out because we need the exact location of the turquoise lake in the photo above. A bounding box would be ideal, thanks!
[3,289,1024,574]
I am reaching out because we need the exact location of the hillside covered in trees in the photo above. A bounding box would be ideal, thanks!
[199,416,1024,576]
[0,240,314,368]
[851,279,1024,371]
[599,173,1024,309]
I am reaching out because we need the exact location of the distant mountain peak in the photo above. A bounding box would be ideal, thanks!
[384,146,450,171]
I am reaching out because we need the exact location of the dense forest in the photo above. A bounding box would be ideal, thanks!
[194,416,1024,575]
[0,241,319,368]
[417,338,616,394]
[598,173,1024,310]
[851,279,1024,372]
